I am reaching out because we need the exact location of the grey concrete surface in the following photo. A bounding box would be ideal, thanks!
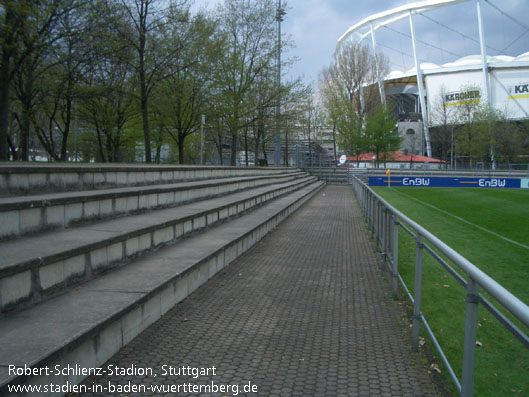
[0,172,307,239]
[0,181,323,392]
[78,185,442,397]
[0,176,316,312]
[0,164,298,196]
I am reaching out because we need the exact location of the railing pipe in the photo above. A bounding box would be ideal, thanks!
[391,216,399,298]
[461,276,480,396]
[354,178,529,329]
[381,207,387,260]
[350,175,529,396]
[411,233,424,351]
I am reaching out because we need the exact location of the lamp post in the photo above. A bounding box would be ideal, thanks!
[274,0,285,167]
[200,114,205,165]
[450,126,454,169]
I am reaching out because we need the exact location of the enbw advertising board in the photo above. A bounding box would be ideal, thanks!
[369,176,528,189]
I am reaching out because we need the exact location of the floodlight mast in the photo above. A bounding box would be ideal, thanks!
[274,0,285,167]
[336,0,488,159]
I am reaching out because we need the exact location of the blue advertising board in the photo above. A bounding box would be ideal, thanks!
[369,176,526,189]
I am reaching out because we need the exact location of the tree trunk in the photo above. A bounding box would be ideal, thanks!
[155,144,161,163]
[215,118,224,165]
[261,137,267,165]
[178,133,185,165]
[20,104,31,161]
[254,128,260,167]
[243,127,249,166]
[105,131,113,162]
[20,65,33,161]
[230,131,237,166]
[96,128,107,162]
[59,95,72,161]
[0,51,10,161]
[140,75,151,163]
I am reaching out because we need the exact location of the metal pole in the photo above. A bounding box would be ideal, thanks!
[370,22,386,107]
[274,1,285,167]
[369,195,374,235]
[450,126,454,169]
[381,207,387,260]
[200,114,205,165]
[476,0,495,171]
[375,199,378,239]
[408,11,432,158]
[74,100,78,162]
[392,216,399,298]
[412,233,424,351]
[461,276,480,396]
[476,0,490,105]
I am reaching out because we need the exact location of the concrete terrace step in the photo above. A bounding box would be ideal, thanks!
[0,171,307,239]
[0,180,325,394]
[306,167,351,184]
[0,164,300,196]
[0,175,318,312]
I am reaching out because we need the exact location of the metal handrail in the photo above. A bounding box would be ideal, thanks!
[350,176,529,396]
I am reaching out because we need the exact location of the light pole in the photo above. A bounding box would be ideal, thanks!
[274,0,285,167]
[450,126,454,169]
[200,114,205,165]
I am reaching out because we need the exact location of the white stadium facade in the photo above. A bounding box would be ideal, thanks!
[336,0,529,163]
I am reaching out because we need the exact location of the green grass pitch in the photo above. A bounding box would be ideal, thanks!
[371,186,529,396]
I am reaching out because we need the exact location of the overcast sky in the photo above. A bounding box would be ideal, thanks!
[192,0,529,86]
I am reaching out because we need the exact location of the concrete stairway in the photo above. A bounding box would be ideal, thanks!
[306,167,369,185]
[0,164,324,395]
[305,167,349,184]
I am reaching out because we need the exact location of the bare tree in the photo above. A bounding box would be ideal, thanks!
[107,0,190,163]
[154,7,219,164]
[213,0,279,166]
[0,0,72,160]
[320,42,386,160]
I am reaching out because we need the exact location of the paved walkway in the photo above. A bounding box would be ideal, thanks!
[79,185,440,396]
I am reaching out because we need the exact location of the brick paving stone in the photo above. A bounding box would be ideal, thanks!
[77,185,442,396]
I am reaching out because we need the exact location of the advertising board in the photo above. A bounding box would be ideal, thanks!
[369,176,524,188]
[425,67,529,125]
[491,69,529,120]
[426,70,483,127]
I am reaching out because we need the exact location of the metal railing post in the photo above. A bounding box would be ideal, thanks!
[370,196,375,237]
[372,198,376,237]
[376,202,381,245]
[461,276,480,397]
[386,210,391,259]
[349,175,529,395]
[365,188,369,218]
[367,192,371,226]
[412,233,424,351]
[392,215,399,298]
[381,207,386,261]
[370,193,374,232]
[375,201,381,247]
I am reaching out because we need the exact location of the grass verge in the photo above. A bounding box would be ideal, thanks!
[372,187,529,397]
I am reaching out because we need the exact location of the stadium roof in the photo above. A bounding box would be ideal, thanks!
[337,0,471,48]
[385,51,529,83]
